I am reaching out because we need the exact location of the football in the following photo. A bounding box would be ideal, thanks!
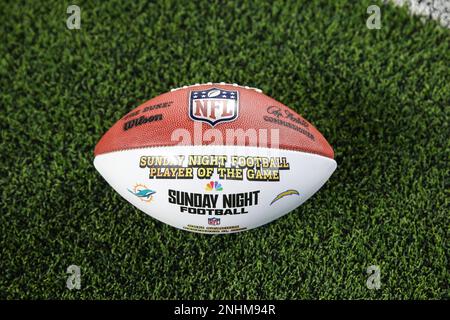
[94,83,336,234]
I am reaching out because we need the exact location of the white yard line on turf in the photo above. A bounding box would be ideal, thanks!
[390,0,450,29]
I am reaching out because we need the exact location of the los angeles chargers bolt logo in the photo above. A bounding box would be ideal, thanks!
[128,184,156,203]
[270,189,299,205]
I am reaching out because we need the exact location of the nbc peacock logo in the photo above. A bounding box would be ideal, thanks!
[205,181,223,192]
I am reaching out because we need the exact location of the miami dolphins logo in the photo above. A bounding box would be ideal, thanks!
[128,184,156,203]
[270,189,299,205]
[205,181,223,192]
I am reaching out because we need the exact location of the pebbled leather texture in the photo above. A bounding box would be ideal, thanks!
[94,84,334,159]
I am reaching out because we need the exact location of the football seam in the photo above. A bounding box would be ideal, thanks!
[94,143,335,159]
[170,82,263,93]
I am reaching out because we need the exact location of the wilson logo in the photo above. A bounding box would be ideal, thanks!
[123,114,163,131]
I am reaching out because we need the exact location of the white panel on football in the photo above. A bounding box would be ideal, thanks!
[94,146,336,234]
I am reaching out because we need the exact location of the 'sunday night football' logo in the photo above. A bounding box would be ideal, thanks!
[189,88,239,126]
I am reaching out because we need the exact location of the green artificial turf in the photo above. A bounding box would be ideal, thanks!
[0,0,448,299]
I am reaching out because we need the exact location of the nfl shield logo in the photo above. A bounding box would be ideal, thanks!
[189,88,239,126]
[208,217,221,225]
